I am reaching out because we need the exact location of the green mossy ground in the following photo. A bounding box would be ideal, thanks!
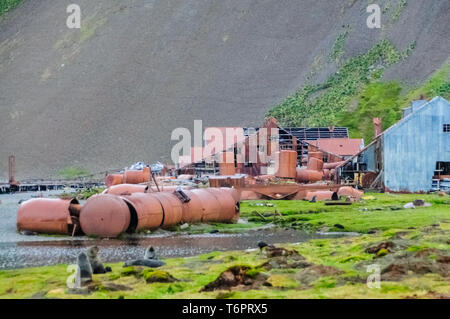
[0,193,449,299]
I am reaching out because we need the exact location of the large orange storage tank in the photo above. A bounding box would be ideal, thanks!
[104,184,147,195]
[296,168,323,183]
[151,192,183,227]
[305,191,336,201]
[337,186,363,200]
[178,190,203,223]
[124,193,164,231]
[308,152,323,160]
[80,195,131,238]
[105,174,124,187]
[123,167,151,184]
[204,188,240,222]
[307,157,324,171]
[17,198,79,235]
[275,150,297,178]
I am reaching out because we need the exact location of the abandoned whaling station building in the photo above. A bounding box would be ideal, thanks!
[176,117,363,177]
[338,97,450,192]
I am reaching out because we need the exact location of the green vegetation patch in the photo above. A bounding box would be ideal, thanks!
[267,39,414,128]
[58,166,90,180]
[0,0,23,18]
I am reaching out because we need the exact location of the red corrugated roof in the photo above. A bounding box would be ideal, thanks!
[311,138,363,156]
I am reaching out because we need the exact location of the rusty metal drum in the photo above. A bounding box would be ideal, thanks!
[308,151,323,160]
[104,184,147,195]
[296,168,323,183]
[204,188,239,222]
[80,194,131,238]
[124,193,164,231]
[275,150,297,178]
[17,198,79,235]
[105,174,124,187]
[307,157,324,171]
[151,192,183,227]
[179,190,204,223]
[305,191,336,201]
[123,168,151,184]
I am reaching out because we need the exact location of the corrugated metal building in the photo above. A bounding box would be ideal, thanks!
[338,97,450,192]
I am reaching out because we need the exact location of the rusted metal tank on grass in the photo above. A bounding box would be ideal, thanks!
[17,198,80,235]
[124,193,164,231]
[275,150,297,179]
[337,186,363,200]
[296,168,323,183]
[80,194,132,238]
[204,188,240,222]
[305,191,337,201]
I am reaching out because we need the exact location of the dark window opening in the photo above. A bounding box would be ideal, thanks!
[444,124,450,132]
[436,162,450,175]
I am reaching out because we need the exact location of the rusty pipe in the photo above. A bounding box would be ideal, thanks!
[323,161,346,170]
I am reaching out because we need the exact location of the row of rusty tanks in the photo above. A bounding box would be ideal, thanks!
[17,188,240,238]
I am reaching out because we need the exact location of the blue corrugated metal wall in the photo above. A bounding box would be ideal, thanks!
[383,97,450,192]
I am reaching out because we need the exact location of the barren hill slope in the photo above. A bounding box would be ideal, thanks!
[0,0,449,179]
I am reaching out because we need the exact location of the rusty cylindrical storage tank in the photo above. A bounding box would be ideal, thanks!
[80,194,132,238]
[105,174,124,187]
[305,191,336,201]
[308,152,323,160]
[275,150,297,179]
[307,157,324,171]
[150,192,183,227]
[337,186,363,200]
[104,184,147,195]
[124,193,164,231]
[296,168,323,183]
[123,167,151,184]
[178,190,204,223]
[204,188,240,222]
[17,198,79,235]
